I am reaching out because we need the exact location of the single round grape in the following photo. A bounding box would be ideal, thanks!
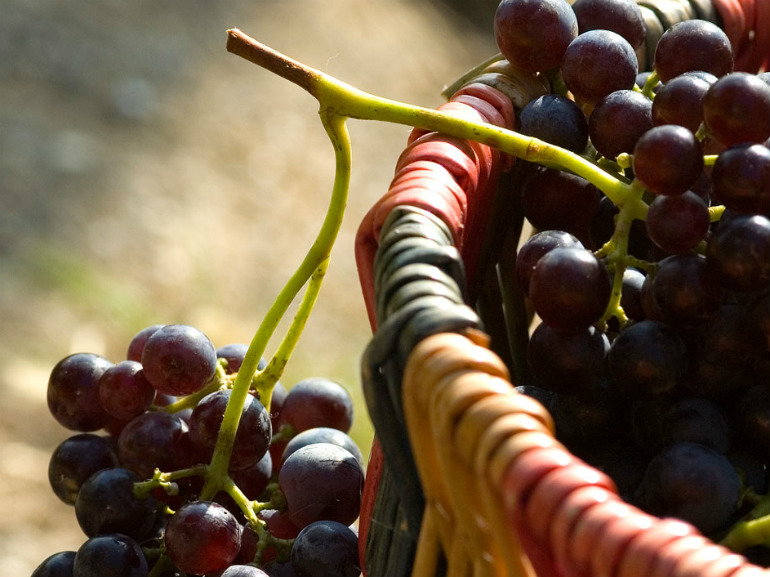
[31,551,76,577]
[527,247,611,333]
[653,19,733,82]
[216,344,269,375]
[290,520,360,577]
[549,380,624,449]
[645,190,710,254]
[281,377,354,433]
[635,441,740,534]
[702,72,770,147]
[97,360,156,422]
[527,323,609,393]
[732,385,770,460]
[282,426,364,469]
[117,410,199,480]
[519,167,600,243]
[47,353,114,432]
[652,71,716,133]
[229,449,273,501]
[48,433,120,505]
[650,253,725,328]
[126,324,164,362]
[164,501,242,575]
[589,89,653,159]
[632,125,704,195]
[706,213,770,292]
[73,534,148,577]
[517,94,588,153]
[589,195,651,256]
[711,143,770,214]
[620,267,646,322]
[561,29,638,107]
[140,324,218,396]
[607,320,687,398]
[688,302,754,398]
[189,388,272,471]
[279,443,364,529]
[571,0,645,48]
[494,0,578,73]
[74,467,157,540]
[659,398,732,454]
[514,229,583,296]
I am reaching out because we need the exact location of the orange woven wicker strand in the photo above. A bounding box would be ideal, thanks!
[400,331,770,577]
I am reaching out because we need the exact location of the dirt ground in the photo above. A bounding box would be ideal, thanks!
[0,0,499,574]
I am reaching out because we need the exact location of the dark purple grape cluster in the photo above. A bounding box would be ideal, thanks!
[35,324,364,577]
[495,0,770,551]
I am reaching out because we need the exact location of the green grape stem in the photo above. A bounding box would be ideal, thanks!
[199,111,350,502]
[721,495,770,552]
[225,28,633,207]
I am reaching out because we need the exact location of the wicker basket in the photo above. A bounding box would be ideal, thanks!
[354,2,770,576]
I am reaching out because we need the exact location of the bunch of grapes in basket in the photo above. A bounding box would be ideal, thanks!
[489,0,769,559]
[35,324,365,577]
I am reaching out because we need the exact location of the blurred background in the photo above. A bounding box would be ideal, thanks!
[0,0,499,573]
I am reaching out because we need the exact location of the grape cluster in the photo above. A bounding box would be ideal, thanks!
[34,324,364,577]
[494,0,770,555]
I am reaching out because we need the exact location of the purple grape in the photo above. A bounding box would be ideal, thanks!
[706,213,770,293]
[117,410,199,479]
[549,380,624,449]
[519,167,600,244]
[527,323,609,393]
[620,267,647,322]
[688,302,754,398]
[216,344,268,375]
[632,125,704,196]
[607,320,687,398]
[278,443,364,529]
[97,360,156,422]
[527,247,611,333]
[290,520,360,577]
[514,229,583,296]
[517,94,588,153]
[645,190,710,254]
[229,449,273,500]
[73,534,148,577]
[571,0,645,48]
[652,71,716,133]
[494,0,577,73]
[650,253,725,328]
[126,324,164,363]
[710,142,770,215]
[189,388,272,471]
[635,441,740,534]
[732,385,770,460]
[281,377,354,434]
[653,19,734,82]
[561,29,638,107]
[74,467,157,540]
[282,427,364,469]
[47,353,114,432]
[703,72,770,147]
[140,324,218,396]
[589,89,653,159]
[164,501,242,575]
[31,551,76,577]
[48,433,120,505]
